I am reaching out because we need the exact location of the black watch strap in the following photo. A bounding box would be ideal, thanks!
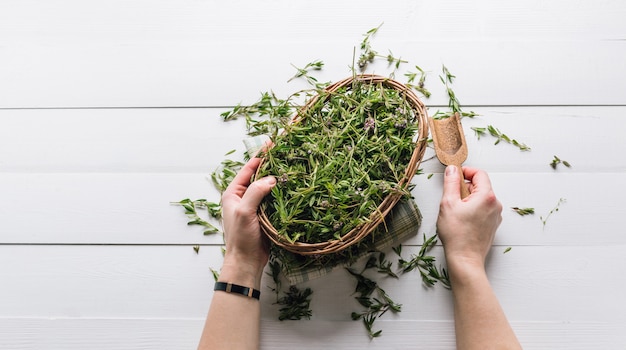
[214,282,261,300]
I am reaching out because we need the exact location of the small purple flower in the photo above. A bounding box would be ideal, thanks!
[278,173,289,184]
[333,222,344,231]
[363,117,376,132]
[394,120,407,129]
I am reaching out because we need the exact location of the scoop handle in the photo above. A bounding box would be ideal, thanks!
[457,165,470,199]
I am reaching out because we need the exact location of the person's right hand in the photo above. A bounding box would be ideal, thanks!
[436,166,523,349]
[436,165,502,270]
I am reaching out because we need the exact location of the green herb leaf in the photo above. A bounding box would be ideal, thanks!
[550,155,572,169]
[511,207,535,216]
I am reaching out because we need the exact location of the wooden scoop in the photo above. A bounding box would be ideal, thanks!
[429,112,470,199]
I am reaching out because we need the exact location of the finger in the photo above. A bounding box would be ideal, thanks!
[462,167,493,192]
[461,166,479,181]
[240,176,277,213]
[441,165,461,202]
[223,157,262,201]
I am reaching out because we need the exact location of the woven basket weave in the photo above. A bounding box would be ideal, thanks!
[257,74,429,255]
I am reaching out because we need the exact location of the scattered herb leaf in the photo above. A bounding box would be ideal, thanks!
[511,207,535,216]
[210,268,220,282]
[550,155,572,169]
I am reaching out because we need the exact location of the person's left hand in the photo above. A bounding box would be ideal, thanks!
[220,156,276,288]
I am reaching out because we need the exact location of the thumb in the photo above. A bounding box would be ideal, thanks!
[442,165,461,201]
[240,176,277,212]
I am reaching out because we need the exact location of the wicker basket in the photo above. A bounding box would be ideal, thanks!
[256,74,429,255]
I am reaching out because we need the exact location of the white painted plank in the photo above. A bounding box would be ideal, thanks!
[1,40,623,108]
[0,108,247,173]
[0,172,623,246]
[260,320,626,350]
[2,0,623,43]
[0,318,624,350]
[1,1,626,107]
[0,106,623,173]
[0,173,224,244]
[0,245,624,324]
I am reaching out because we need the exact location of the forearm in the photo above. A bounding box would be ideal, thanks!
[199,291,261,350]
[447,257,522,350]
[198,262,264,350]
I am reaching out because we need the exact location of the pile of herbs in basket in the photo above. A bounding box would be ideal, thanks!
[255,74,428,255]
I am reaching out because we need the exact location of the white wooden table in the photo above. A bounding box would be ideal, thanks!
[1,1,625,349]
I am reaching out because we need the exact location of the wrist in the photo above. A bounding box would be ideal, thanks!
[220,256,264,290]
[444,254,488,287]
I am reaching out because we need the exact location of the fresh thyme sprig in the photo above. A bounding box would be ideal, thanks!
[355,24,408,73]
[471,125,531,151]
[441,65,461,114]
[347,261,401,338]
[431,65,477,120]
[550,155,571,169]
[267,256,283,301]
[276,286,314,321]
[211,159,245,193]
[372,252,398,279]
[267,255,314,321]
[171,198,220,235]
[357,23,382,71]
[221,91,295,136]
[394,234,450,288]
[385,50,408,70]
[541,198,566,228]
[405,66,431,98]
[287,60,324,85]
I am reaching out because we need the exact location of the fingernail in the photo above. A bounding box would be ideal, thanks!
[445,165,457,176]
[264,176,277,186]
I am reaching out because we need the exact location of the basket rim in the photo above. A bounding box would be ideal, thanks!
[256,74,429,255]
